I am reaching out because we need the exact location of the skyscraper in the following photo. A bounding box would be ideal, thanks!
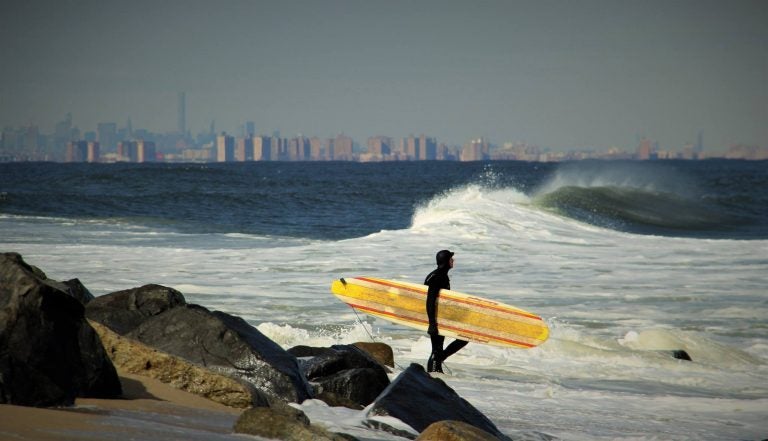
[216,133,235,162]
[178,92,186,135]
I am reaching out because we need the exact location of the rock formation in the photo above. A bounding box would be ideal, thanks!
[367,363,509,440]
[0,252,121,406]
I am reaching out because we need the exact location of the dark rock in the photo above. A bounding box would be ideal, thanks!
[367,363,509,440]
[0,252,122,407]
[288,345,338,358]
[45,278,95,305]
[297,344,387,380]
[313,390,365,410]
[85,284,186,334]
[290,344,390,408]
[313,367,390,408]
[127,304,312,403]
[671,349,692,361]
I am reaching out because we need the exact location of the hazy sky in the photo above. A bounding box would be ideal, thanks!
[2,0,766,151]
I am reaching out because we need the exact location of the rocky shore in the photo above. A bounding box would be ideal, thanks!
[1,252,512,441]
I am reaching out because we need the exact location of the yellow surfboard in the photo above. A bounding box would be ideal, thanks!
[331,277,549,349]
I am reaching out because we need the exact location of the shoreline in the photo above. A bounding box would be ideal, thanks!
[0,370,243,441]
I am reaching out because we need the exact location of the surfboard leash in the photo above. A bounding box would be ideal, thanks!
[347,303,410,371]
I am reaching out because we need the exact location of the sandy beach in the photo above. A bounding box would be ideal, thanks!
[0,370,245,441]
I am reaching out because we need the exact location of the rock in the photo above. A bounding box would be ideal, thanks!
[289,345,338,358]
[45,278,95,305]
[367,363,508,440]
[85,284,186,334]
[90,319,268,408]
[0,252,122,407]
[291,344,390,408]
[416,420,502,441]
[296,344,387,380]
[128,304,313,403]
[233,402,356,441]
[353,342,394,368]
[313,367,390,408]
[313,390,365,410]
[671,349,692,361]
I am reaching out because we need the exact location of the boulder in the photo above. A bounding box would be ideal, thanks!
[0,252,122,406]
[233,401,357,441]
[90,319,268,408]
[291,344,390,408]
[367,363,508,440]
[46,278,95,305]
[353,342,394,368]
[85,284,186,334]
[416,420,502,441]
[313,367,389,408]
[294,344,388,380]
[128,304,313,403]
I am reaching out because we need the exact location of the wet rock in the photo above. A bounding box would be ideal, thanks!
[85,284,186,334]
[0,252,121,406]
[416,420,502,441]
[295,344,387,380]
[367,363,508,440]
[671,349,692,361]
[128,304,312,403]
[90,319,268,408]
[313,367,390,408]
[291,344,390,408]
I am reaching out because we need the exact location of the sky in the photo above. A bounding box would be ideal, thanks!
[1,0,766,152]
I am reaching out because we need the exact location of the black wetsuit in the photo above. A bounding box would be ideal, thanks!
[425,265,468,363]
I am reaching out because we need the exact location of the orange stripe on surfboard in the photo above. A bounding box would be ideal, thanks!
[354,277,542,321]
[346,302,538,348]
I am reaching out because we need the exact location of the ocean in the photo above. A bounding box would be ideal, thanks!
[1,159,766,440]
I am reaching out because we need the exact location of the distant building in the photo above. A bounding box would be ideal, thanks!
[406,135,419,160]
[333,134,354,160]
[117,140,155,162]
[97,122,118,150]
[251,136,271,161]
[636,138,654,160]
[66,140,100,162]
[367,136,392,157]
[235,136,253,161]
[216,133,235,162]
[310,137,324,160]
[461,138,489,161]
[178,92,186,135]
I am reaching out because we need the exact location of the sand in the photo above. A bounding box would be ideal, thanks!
[0,370,246,441]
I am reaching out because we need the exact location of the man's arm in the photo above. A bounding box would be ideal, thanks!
[426,282,440,336]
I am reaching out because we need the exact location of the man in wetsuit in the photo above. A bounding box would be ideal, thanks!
[425,249,468,373]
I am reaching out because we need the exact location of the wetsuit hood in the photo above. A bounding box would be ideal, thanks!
[435,249,454,269]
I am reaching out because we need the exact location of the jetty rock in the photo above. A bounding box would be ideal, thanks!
[417,420,504,441]
[126,304,313,403]
[234,400,358,441]
[289,344,390,408]
[0,252,122,407]
[90,319,269,408]
[367,363,510,441]
[85,284,187,334]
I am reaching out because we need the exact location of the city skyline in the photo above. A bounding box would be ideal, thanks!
[1,0,766,152]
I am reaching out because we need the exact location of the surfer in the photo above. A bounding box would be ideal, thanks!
[424,249,468,373]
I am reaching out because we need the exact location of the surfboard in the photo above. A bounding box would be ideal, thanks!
[330,277,549,349]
